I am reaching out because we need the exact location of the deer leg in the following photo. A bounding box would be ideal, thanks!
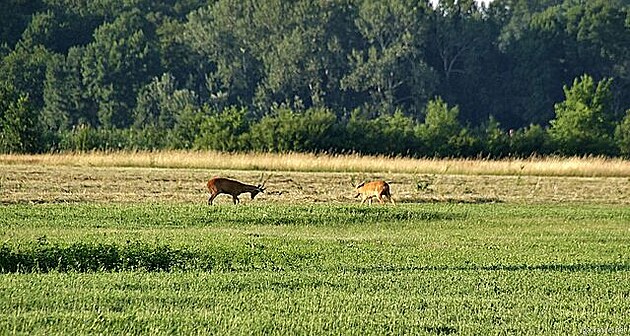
[208,193,218,205]
[232,195,240,204]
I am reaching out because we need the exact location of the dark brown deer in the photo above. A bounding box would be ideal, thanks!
[207,177,266,205]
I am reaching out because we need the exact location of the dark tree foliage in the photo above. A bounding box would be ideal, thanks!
[0,0,629,157]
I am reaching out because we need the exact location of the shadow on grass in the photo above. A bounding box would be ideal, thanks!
[398,197,503,204]
[220,205,467,226]
[423,326,458,335]
[1,241,626,274]
[349,262,630,273]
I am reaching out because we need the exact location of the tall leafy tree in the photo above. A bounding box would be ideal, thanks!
[0,44,52,112]
[496,0,629,128]
[133,72,198,130]
[549,74,617,156]
[156,17,208,95]
[82,10,161,128]
[498,2,572,127]
[20,7,94,52]
[429,0,484,86]
[251,1,344,111]
[341,0,434,115]
[564,0,630,119]
[185,1,262,111]
[43,47,99,131]
[427,0,504,125]
[0,84,43,153]
[0,0,44,47]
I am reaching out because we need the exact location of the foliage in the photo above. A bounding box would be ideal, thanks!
[508,124,551,157]
[480,116,510,158]
[81,10,161,128]
[415,97,465,157]
[343,109,419,155]
[0,85,44,153]
[248,106,337,152]
[341,0,432,114]
[615,109,630,157]
[57,125,152,151]
[133,73,198,130]
[0,0,629,157]
[168,105,205,150]
[549,74,617,156]
[195,106,250,151]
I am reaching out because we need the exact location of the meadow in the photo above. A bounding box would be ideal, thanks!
[1,152,629,334]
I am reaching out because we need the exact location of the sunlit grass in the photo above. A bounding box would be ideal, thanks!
[1,157,629,334]
[1,150,630,177]
[2,163,629,205]
[1,203,629,334]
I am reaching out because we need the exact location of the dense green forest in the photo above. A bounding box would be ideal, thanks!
[0,0,629,157]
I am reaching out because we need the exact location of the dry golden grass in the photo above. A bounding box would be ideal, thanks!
[1,151,630,177]
[2,151,629,205]
[2,164,628,205]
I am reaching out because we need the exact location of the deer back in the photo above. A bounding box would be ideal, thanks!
[208,177,256,195]
[356,180,389,196]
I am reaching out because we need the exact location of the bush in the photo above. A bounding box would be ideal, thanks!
[57,125,170,151]
[415,97,468,157]
[0,241,194,273]
[194,106,251,151]
[548,75,617,156]
[615,109,630,157]
[0,88,45,153]
[509,124,550,157]
[247,106,336,152]
[343,108,385,154]
[168,105,205,150]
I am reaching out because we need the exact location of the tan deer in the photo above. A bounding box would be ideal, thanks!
[354,180,395,205]
[207,177,266,205]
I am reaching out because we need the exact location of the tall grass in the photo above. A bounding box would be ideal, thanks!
[2,151,630,176]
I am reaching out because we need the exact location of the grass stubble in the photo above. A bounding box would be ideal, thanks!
[0,152,629,335]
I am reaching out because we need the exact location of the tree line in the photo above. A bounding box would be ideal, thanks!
[1,0,629,157]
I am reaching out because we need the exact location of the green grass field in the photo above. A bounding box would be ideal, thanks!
[1,157,629,334]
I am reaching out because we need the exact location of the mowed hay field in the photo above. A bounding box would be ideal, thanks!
[1,152,629,335]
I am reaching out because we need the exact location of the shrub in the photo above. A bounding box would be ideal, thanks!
[509,124,551,157]
[58,124,125,151]
[0,88,45,153]
[247,106,336,152]
[479,116,510,158]
[615,109,630,157]
[548,75,617,156]
[194,106,251,151]
[415,97,466,157]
